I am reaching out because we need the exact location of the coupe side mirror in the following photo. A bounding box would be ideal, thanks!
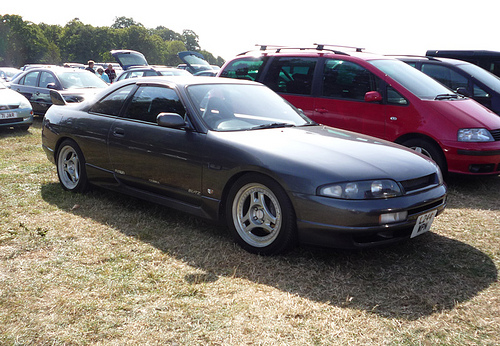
[157,113,187,129]
[50,90,67,105]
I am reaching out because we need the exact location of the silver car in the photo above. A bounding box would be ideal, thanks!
[0,81,33,131]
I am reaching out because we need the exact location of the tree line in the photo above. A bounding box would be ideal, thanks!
[0,15,225,68]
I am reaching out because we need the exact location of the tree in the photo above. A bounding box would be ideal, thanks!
[152,26,182,42]
[0,15,49,66]
[111,17,143,29]
[182,29,200,51]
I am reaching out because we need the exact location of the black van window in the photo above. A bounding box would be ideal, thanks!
[473,83,489,98]
[219,58,265,81]
[263,57,317,95]
[421,63,468,91]
[323,59,378,100]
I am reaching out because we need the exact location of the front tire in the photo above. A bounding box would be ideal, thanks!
[402,138,447,175]
[56,139,89,192]
[226,174,297,255]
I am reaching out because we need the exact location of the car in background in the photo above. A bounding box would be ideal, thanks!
[177,51,218,74]
[116,66,191,81]
[0,80,33,131]
[426,50,500,78]
[218,44,500,176]
[41,76,447,255]
[9,67,108,115]
[0,67,21,82]
[193,69,218,77]
[396,56,500,116]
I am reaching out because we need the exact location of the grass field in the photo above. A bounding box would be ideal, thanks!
[1,118,499,345]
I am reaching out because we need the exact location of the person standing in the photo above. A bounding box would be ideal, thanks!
[97,68,110,83]
[85,60,95,73]
[105,64,117,83]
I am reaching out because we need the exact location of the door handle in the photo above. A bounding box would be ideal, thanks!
[113,127,125,137]
[315,108,328,114]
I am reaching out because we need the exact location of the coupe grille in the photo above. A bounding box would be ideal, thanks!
[400,173,438,193]
[490,129,500,141]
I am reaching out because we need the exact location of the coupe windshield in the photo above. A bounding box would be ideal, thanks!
[58,71,108,89]
[369,59,454,100]
[187,84,312,131]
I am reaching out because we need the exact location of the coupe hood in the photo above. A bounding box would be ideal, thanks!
[213,125,439,183]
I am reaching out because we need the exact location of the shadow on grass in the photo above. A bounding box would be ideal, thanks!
[0,115,43,138]
[41,182,498,321]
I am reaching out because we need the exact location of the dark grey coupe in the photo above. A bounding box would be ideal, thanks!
[42,76,447,255]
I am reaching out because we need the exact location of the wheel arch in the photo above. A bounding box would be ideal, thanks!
[395,132,448,173]
[218,170,296,221]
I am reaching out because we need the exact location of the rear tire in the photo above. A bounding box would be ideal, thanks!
[56,139,89,192]
[226,174,297,255]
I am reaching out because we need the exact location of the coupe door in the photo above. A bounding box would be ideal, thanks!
[107,84,205,206]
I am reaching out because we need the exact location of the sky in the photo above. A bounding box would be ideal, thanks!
[3,0,500,61]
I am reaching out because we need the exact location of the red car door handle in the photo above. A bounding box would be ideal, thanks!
[315,108,328,114]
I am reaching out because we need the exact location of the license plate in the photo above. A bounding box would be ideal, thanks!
[0,112,17,119]
[411,210,437,238]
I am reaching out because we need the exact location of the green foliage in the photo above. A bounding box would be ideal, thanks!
[0,15,225,67]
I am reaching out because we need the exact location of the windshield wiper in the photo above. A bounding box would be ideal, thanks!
[435,93,459,100]
[250,122,296,130]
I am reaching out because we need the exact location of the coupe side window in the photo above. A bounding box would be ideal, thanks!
[323,60,379,100]
[125,86,186,124]
[90,84,135,116]
[263,57,317,95]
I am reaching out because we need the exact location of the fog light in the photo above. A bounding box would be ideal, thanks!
[380,211,408,224]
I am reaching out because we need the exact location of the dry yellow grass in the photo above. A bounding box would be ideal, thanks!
[0,119,499,345]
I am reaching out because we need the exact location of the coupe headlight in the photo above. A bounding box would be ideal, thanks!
[458,128,494,142]
[318,180,402,199]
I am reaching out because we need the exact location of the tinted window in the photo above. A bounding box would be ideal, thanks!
[125,85,185,123]
[23,71,39,86]
[460,63,500,93]
[219,57,265,81]
[263,57,317,95]
[370,59,452,100]
[473,83,489,98]
[421,63,468,91]
[39,71,56,88]
[323,59,379,100]
[90,84,135,116]
[387,86,408,105]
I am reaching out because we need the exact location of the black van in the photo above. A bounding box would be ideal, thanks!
[426,50,500,77]
[398,56,500,115]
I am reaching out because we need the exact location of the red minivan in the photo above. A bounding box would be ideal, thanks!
[218,45,500,175]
